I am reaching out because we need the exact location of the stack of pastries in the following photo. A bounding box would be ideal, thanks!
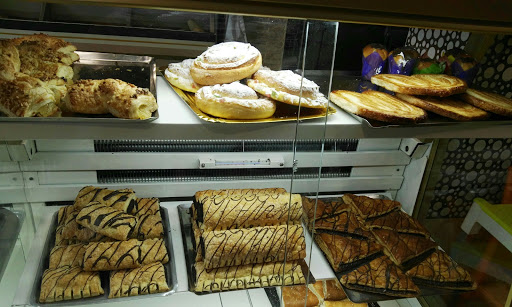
[302,194,476,299]
[282,279,367,307]
[165,42,328,120]
[0,34,157,119]
[190,188,307,292]
[39,186,170,303]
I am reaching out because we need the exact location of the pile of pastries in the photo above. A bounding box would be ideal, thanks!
[282,279,367,307]
[165,42,328,120]
[39,186,170,303]
[190,188,307,292]
[302,194,476,298]
[0,34,157,119]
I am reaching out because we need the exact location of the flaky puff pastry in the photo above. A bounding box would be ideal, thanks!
[131,197,161,216]
[39,266,104,303]
[76,202,137,241]
[73,186,136,211]
[130,213,164,240]
[83,239,140,271]
[0,40,20,81]
[109,262,169,298]
[49,244,87,269]
[139,238,169,265]
[62,79,157,119]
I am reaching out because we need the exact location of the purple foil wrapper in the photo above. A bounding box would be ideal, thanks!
[388,54,417,75]
[451,62,479,87]
[362,52,386,80]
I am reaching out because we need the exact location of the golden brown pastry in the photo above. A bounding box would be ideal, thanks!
[57,205,74,227]
[194,260,305,292]
[60,209,112,243]
[39,266,104,303]
[323,279,347,301]
[202,224,306,269]
[131,197,160,216]
[406,249,476,290]
[314,210,372,238]
[73,186,136,211]
[76,202,137,241]
[342,194,401,220]
[340,256,419,297]
[324,300,368,307]
[61,79,157,119]
[301,197,351,228]
[370,74,467,97]
[83,239,140,271]
[194,188,303,231]
[192,219,204,262]
[282,284,321,307]
[49,244,87,269]
[190,42,262,85]
[130,213,164,240]
[0,40,20,81]
[365,210,430,237]
[460,88,512,117]
[139,238,169,265]
[109,262,169,298]
[164,59,202,92]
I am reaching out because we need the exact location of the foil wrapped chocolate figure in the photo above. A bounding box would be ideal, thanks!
[362,43,388,80]
[413,58,446,75]
[440,48,479,86]
[387,47,419,75]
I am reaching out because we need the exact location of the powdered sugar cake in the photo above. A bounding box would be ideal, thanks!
[371,74,467,97]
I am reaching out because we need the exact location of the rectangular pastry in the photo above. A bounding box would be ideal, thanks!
[194,188,303,231]
[371,229,437,270]
[76,202,137,241]
[340,256,419,297]
[83,239,140,271]
[73,186,136,211]
[139,238,169,265]
[108,262,170,298]
[194,260,305,292]
[302,197,350,228]
[131,197,161,216]
[365,210,430,237]
[39,266,104,303]
[60,210,112,242]
[342,194,401,220]
[49,244,87,269]
[313,210,372,239]
[282,284,321,307]
[314,231,383,273]
[406,249,476,290]
[202,224,306,269]
[130,213,164,240]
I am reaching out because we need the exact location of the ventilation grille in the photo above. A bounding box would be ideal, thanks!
[97,167,352,184]
[94,139,359,153]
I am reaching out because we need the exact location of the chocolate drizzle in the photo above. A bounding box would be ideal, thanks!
[109,262,169,298]
[39,266,104,303]
[74,186,136,212]
[76,202,137,241]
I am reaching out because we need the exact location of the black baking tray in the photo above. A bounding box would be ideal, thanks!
[29,206,176,306]
[177,204,315,294]
[0,208,23,282]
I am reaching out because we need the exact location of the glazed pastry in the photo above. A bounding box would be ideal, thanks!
[314,231,383,273]
[194,260,305,292]
[60,210,112,242]
[83,239,140,271]
[301,197,351,228]
[202,224,306,269]
[313,209,372,238]
[190,42,262,85]
[130,213,164,240]
[139,238,169,265]
[364,210,430,237]
[194,81,276,119]
[109,262,169,298]
[73,186,136,211]
[460,88,512,118]
[247,68,328,109]
[164,59,202,92]
[131,197,161,216]
[406,249,476,290]
[340,256,419,297]
[49,244,87,269]
[39,266,104,303]
[371,74,467,97]
[194,188,303,231]
[0,40,20,81]
[342,194,401,220]
[362,43,388,80]
[282,284,321,307]
[57,205,74,227]
[76,202,137,241]
[323,279,347,301]
[372,229,437,269]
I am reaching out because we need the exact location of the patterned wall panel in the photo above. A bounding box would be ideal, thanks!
[405,28,471,58]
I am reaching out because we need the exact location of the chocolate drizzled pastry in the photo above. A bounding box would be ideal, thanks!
[372,229,437,270]
[39,266,104,303]
[83,239,140,271]
[194,260,305,292]
[131,197,161,216]
[365,211,430,238]
[60,208,113,243]
[301,196,350,228]
[314,209,372,239]
[342,194,401,220]
[76,202,137,241]
[340,256,419,297]
[49,244,87,269]
[73,186,136,211]
[314,231,383,273]
[57,205,74,227]
[194,188,303,231]
[202,224,306,269]
[406,249,476,290]
[130,213,164,240]
[140,238,169,265]
[109,262,169,298]
[192,219,204,262]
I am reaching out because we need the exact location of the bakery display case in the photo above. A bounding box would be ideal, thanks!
[0,0,511,306]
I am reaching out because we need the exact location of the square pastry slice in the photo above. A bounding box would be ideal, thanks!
[365,211,430,238]
[39,266,104,303]
[313,210,372,239]
[340,256,419,297]
[314,231,383,273]
[372,229,437,270]
[406,249,476,290]
[342,194,401,220]
[49,244,87,269]
[301,197,350,227]
[109,262,170,298]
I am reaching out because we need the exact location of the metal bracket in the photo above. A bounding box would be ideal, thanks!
[6,141,36,161]
[199,157,285,169]
[400,138,429,158]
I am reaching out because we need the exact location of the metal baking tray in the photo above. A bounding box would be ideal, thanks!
[162,75,336,123]
[0,51,158,122]
[0,208,23,282]
[177,204,315,294]
[304,194,475,303]
[29,207,176,306]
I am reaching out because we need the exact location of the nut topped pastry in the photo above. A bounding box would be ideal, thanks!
[0,40,20,81]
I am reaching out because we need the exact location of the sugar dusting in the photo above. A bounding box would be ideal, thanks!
[195,42,260,69]
[197,81,274,108]
[255,69,319,93]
